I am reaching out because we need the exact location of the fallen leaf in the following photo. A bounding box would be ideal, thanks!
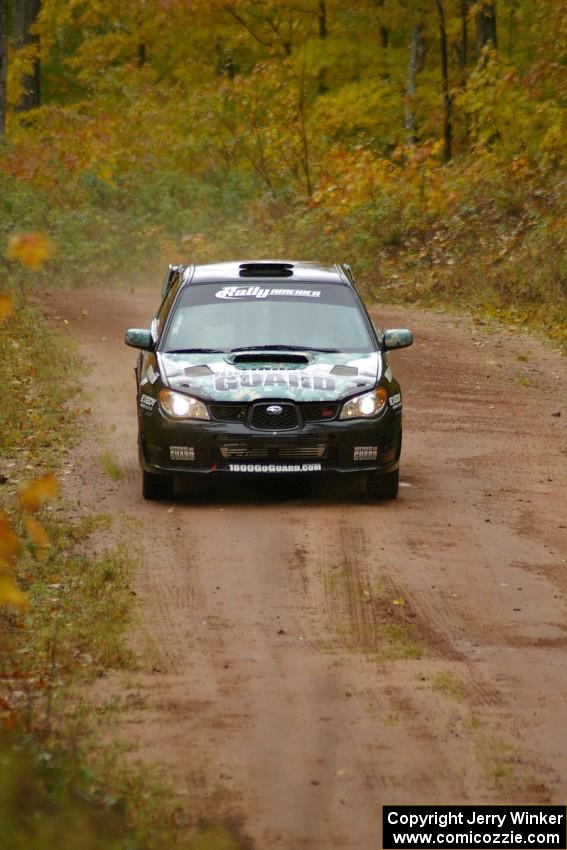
[0,514,21,567]
[23,514,51,551]
[0,574,27,611]
[18,474,58,512]
[0,293,13,323]
[5,232,55,270]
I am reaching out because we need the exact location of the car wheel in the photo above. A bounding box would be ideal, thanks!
[142,470,174,501]
[367,468,399,500]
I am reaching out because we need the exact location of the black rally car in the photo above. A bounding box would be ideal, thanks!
[125,261,413,500]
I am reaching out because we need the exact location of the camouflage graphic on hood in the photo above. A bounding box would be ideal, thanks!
[158,351,381,402]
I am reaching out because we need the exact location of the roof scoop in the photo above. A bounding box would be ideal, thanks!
[239,262,294,278]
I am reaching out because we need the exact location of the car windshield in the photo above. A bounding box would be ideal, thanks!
[162,281,373,353]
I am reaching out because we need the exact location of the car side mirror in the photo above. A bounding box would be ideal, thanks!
[383,328,413,350]
[125,328,153,350]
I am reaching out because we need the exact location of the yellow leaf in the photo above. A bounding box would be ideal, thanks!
[0,574,28,611]
[23,514,50,550]
[392,597,405,606]
[17,474,58,512]
[0,293,13,323]
[5,232,55,270]
[0,514,21,567]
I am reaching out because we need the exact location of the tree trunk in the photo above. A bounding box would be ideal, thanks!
[377,0,389,50]
[405,21,424,147]
[14,0,41,111]
[475,0,497,51]
[506,0,516,56]
[435,0,452,162]
[297,63,312,197]
[317,0,327,94]
[459,0,471,143]
[459,0,469,73]
[0,0,7,136]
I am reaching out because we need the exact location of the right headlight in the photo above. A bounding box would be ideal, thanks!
[159,389,210,420]
[339,387,388,420]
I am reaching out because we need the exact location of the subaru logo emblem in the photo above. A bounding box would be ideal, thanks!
[266,405,283,415]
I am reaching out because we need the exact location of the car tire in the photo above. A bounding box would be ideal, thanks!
[366,468,399,500]
[142,470,174,501]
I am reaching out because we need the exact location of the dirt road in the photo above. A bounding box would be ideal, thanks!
[43,287,566,849]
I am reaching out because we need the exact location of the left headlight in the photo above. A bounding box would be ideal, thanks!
[339,387,388,420]
[159,389,210,420]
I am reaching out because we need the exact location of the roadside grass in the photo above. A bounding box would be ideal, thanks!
[101,450,124,482]
[0,728,253,850]
[0,732,141,850]
[0,296,82,476]
[0,302,250,850]
[0,173,166,291]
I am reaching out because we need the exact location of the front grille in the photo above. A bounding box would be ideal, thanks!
[211,401,339,426]
[301,402,340,422]
[250,402,299,431]
[210,403,248,423]
[279,445,326,459]
[219,442,327,460]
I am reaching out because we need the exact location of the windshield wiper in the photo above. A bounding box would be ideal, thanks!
[164,348,225,354]
[230,344,339,353]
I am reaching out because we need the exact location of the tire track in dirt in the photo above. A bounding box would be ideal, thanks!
[40,287,567,848]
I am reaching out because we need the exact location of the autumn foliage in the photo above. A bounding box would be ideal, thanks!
[0,1,566,324]
[0,474,58,612]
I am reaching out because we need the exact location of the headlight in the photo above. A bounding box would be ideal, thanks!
[159,389,210,420]
[339,387,388,420]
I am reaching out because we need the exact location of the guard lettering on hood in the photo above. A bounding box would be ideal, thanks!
[214,372,336,391]
[159,351,381,402]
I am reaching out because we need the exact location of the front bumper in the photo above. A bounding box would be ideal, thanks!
[140,407,402,477]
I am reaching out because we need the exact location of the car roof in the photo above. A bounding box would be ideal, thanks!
[182,260,353,286]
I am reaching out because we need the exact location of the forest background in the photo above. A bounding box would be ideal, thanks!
[0,0,566,338]
[0,2,566,848]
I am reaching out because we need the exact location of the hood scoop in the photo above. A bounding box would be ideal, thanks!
[184,365,213,376]
[331,364,359,376]
[231,352,310,366]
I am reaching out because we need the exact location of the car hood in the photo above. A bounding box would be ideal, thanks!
[159,350,381,402]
